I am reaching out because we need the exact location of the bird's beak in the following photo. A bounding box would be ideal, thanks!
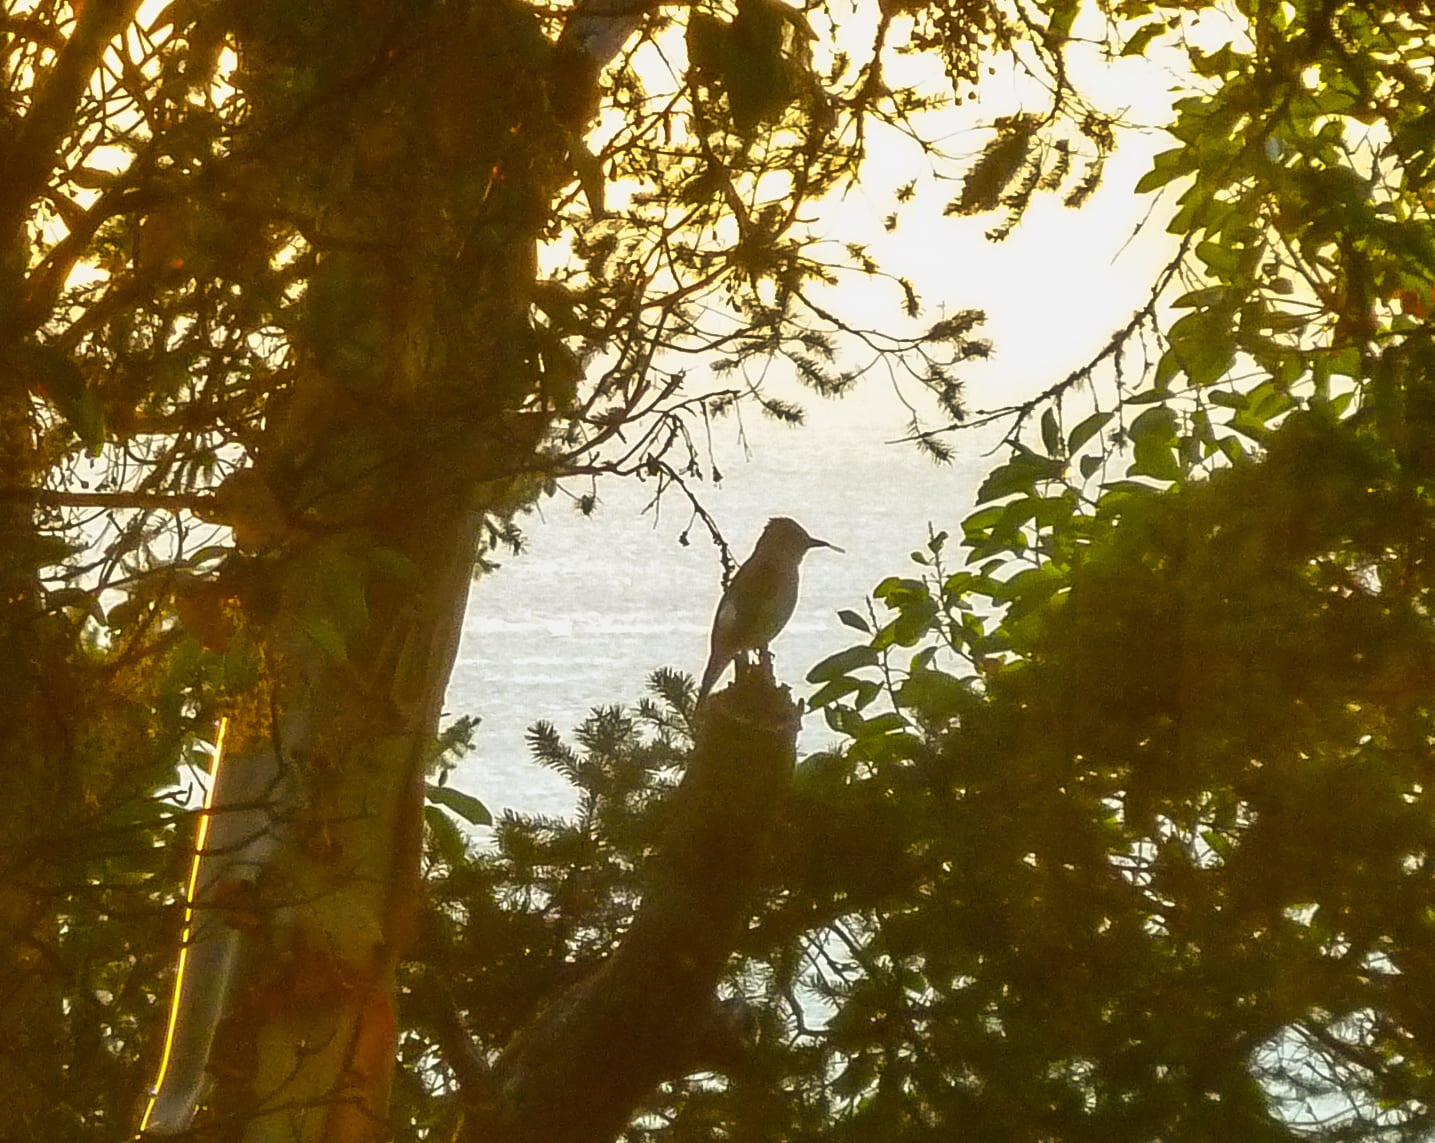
[809,537,843,553]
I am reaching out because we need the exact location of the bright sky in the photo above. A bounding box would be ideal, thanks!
[810,10,1194,416]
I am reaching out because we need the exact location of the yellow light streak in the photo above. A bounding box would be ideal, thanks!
[139,716,229,1135]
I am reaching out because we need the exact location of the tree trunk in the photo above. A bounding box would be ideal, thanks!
[463,670,800,1143]
[147,2,578,1137]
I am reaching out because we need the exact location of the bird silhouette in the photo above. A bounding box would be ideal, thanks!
[697,517,841,706]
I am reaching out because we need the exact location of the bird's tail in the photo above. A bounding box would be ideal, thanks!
[695,653,729,708]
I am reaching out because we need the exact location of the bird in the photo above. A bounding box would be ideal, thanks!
[696,517,842,706]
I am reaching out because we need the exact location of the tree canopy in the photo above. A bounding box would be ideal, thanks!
[2,0,1434,1140]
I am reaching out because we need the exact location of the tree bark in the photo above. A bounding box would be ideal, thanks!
[144,2,577,1137]
[461,670,799,1143]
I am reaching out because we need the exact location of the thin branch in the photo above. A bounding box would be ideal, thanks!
[1,486,210,513]
[0,0,145,248]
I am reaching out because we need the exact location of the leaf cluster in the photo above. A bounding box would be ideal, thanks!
[396,681,694,1133]
[793,393,1435,1141]
[397,373,1435,1141]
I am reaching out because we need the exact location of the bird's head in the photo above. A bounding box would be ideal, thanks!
[761,517,843,559]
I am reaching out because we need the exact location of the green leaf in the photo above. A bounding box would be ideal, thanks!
[1195,240,1240,274]
[873,608,937,649]
[942,570,984,602]
[1134,148,1194,194]
[961,504,1006,541]
[992,564,1065,607]
[837,608,871,633]
[1124,386,1175,405]
[897,669,969,720]
[1121,20,1165,57]
[809,676,862,709]
[1173,285,1228,309]
[1229,379,1294,440]
[1129,408,1182,481]
[1188,42,1242,77]
[1128,405,1177,442]
[1031,492,1076,528]
[975,462,1028,504]
[807,644,880,683]
[848,729,926,766]
[853,711,907,737]
[1066,411,1113,454]
[873,577,929,607]
[1167,309,1235,387]
[1040,408,1061,456]
[1044,0,1079,41]
[426,783,492,826]
[975,447,1065,504]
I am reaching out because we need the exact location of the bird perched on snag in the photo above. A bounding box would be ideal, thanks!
[697,517,842,706]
